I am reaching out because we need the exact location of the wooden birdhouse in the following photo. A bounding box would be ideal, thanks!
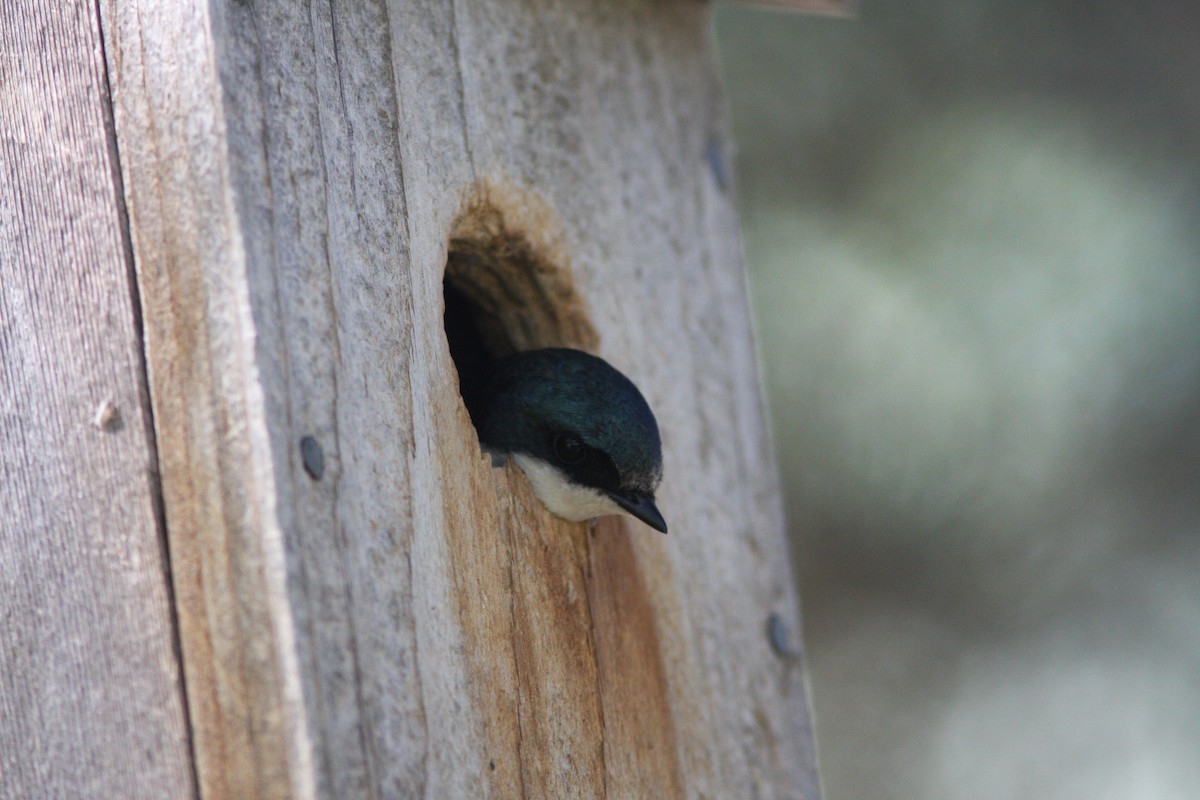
[1,0,848,796]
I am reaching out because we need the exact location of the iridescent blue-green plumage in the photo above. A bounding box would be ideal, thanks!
[476,348,667,533]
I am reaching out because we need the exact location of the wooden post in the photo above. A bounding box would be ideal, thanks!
[3,1,822,798]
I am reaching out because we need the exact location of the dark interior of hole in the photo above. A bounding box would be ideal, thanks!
[444,223,596,436]
[444,275,501,428]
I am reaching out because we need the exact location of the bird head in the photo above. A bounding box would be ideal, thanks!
[477,348,667,533]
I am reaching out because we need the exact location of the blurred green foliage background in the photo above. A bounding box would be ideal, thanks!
[713,3,1200,798]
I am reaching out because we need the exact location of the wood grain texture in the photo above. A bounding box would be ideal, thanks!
[0,3,196,799]
[101,0,820,797]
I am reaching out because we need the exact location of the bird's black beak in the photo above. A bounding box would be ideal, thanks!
[606,490,668,534]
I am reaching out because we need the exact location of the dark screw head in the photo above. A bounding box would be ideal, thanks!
[705,139,729,192]
[300,436,324,480]
[767,612,798,660]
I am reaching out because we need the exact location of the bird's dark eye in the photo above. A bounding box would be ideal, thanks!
[553,433,585,465]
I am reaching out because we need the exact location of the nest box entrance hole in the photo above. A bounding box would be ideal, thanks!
[442,186,599,429]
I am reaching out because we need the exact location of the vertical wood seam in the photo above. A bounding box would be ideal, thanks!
[445,0,478,180]
[403,544,431,793]
[378,2,432,790]
[91,1,202,796]
[237,12,303,797]
[320,5,381,794]
[503,495,532,800]
[582,526,611,800]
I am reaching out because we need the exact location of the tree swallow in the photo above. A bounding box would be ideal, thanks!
[473,348,668,533]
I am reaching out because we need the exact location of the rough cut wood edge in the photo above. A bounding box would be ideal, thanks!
[0,2,196,798]
[101,0,821,797]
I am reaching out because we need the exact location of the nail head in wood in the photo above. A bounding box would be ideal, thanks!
[92,399,120,432]
[300,435,324,480]
[767,612,799,659]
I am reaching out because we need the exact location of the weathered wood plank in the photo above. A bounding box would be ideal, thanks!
[102,0,819,797]
[0,3,196,798]
[96,2,318,797]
